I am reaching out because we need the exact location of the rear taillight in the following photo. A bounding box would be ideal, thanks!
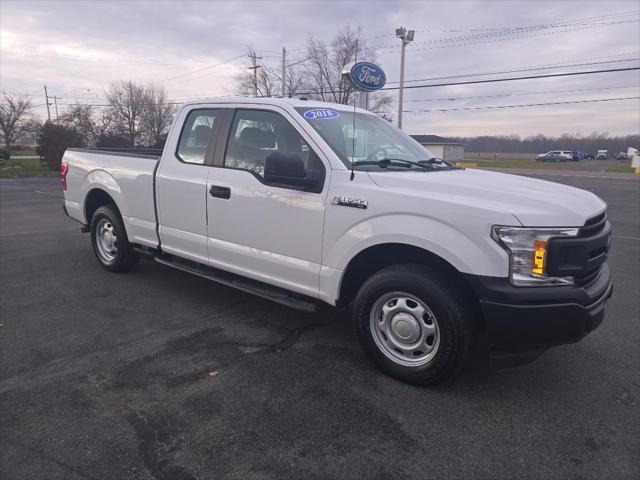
[60,162,69,190]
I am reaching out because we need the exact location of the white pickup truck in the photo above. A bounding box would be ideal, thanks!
[62,98,612,385]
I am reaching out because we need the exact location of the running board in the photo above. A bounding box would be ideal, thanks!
[154,256,318,313]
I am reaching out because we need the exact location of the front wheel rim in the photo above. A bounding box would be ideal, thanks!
[95,218,118,263]
[369,292,440,367]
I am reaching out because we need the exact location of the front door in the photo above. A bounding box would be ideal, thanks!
[205,107,328,298]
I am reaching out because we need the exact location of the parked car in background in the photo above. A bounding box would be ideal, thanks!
[616,152,628,160]
[596,150,609,160]
[583,152,595,160]
[536,151,572,162]
[571,151,582,161]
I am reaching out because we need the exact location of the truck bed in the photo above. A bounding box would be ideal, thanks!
[62,148,161,249]
[78,147,164,158]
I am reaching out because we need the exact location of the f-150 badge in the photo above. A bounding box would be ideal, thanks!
[332,196,368,209]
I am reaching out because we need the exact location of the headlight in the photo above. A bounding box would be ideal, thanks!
[492,226,579,286]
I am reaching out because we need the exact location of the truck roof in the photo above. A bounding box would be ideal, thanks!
[178,96,375,114]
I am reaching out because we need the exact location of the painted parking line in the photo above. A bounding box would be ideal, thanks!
[613,234,640,241]
[485,168,640,180]
[514,172,639,180]
[36,190,64,198]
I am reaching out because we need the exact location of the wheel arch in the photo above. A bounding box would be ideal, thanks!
[84,188,120,224]
[337,243,481,322]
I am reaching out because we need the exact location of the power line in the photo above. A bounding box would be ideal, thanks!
[373,21,640,56]
[386,58,639,85]
[398,85,639,103]
[403,96,640,114]
[374,18,640,52]
[408,10,639,34]
[285,56,311,68]
[379,67,640,91]
[265,10,639,55]
[158,54,246,83]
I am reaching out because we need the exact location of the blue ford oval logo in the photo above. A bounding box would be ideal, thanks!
[350,62,386,92]
[303,108,339,120]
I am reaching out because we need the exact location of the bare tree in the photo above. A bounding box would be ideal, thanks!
[236,48,303,98]
[0,94,33,149]
[303,26,377,105]
[232,27,391,111]
[282,64,304,98]
[142,85,175,144]
[105,80,147,146]
[368,92,394,114]
[60,104,96,146]
[448,132,640,154]
[236,48,277,97]
[60,104,114,147]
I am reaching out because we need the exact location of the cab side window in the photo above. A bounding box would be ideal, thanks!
[224,109,325,191]
[176,109,218,164]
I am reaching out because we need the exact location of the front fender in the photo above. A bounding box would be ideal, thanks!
[323,213,510,278]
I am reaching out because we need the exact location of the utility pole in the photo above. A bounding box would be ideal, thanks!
[281,46,286,98]
[43,85,51,122]
[247,51,263,97]
[53,96,59,124]
[395,27,415,130]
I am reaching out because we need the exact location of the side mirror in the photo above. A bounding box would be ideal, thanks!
[264,153,318,190]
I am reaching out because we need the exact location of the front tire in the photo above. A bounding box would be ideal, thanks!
[90,205,139,272]
[353,264,474,385]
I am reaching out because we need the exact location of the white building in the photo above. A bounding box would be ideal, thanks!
[411,135,466,162]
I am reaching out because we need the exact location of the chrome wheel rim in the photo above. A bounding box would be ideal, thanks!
[95,218,118,263]
[370,292,440,367]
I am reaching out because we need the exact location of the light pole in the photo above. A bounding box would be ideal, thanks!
[395,27,415,130]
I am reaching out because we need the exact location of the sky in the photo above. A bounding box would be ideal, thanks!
[1,0,639,137]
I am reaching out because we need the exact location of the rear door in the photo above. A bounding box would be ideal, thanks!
[205,105,329,298]
[156,107,231,263]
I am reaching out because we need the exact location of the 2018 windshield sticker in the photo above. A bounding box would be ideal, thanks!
[303,108,339,120]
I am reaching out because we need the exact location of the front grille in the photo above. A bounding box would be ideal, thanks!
[573,210,610,286]
[547,210,611,286]
[579,211,607,238]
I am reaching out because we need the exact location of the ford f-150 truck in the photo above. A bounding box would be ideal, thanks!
[61,98,613,385]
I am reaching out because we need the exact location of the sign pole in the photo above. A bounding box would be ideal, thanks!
[358,91,368,109]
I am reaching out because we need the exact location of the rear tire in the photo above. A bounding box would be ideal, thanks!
[353,264,474,385]
[90,205,139,272]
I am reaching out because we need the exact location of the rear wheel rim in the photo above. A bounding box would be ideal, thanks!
[95,218,118,263]
[370,291,440,367]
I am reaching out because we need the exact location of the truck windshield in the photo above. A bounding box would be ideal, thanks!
[295,107,452,171]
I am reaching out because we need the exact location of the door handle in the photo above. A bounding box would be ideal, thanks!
[209,185,231,199]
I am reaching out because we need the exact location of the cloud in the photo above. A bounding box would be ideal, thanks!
[1,0,638,136]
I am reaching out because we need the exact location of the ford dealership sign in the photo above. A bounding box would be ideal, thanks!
[349,62,386,92]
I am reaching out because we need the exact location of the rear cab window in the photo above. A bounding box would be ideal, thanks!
[176,109,219,164]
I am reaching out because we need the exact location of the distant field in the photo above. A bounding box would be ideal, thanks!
[465,153,632,172]
[466,152,536,161]
[9,148,38,156]
[0,157,55,178]
[605,163,636,173]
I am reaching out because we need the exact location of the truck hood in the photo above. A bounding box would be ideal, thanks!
[367,168,606,227]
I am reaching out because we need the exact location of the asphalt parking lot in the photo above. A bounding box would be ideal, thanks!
[1,174,638,480]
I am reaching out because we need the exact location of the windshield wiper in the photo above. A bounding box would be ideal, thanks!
[352,158,432,171]
[418,157,454,167]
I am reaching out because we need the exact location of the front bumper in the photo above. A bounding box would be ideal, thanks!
[465,264,612,364]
